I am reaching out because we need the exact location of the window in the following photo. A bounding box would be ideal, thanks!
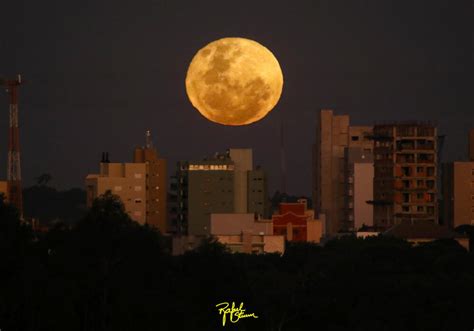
[417,167,423,173]
[417,206,424,212]
[133,211,142,217]
[134,186,142,191]
[417,193,423,199]
[351,136,359,141]
[402,206,410,212]
[114,186,122,191]
[135,199,142,203]
[134,173,142,179]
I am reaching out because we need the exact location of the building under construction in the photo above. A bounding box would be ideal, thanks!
[372,122,438,229]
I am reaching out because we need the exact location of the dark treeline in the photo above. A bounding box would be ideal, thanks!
[23,181,87,225]
[1,193,474,331]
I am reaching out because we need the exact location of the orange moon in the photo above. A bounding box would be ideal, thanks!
[185,37,284,126]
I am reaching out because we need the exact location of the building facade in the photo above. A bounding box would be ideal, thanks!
[86,160,147,224]
[313,109,373,235]
[469,129,474,161]
[272,199,323,243]
[173,149,268,235]
[133,137,167,232]
[442,162,474,228]
[344,147,374,231]
[372,123,438,229]
[0,181,8,201]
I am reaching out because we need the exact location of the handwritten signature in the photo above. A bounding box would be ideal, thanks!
[215,301,258,326]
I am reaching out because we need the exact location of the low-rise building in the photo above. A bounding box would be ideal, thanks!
[272,199,323,243]
[383,221,469,250]
[171,213,285,255]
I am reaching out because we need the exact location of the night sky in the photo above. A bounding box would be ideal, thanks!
[1,0,472,196]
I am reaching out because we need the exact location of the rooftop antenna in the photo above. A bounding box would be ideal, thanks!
[1,74,24,217]
[146,130,153,149]
[280,110,286,194]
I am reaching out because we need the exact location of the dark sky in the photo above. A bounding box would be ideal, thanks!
[1,0,472,195]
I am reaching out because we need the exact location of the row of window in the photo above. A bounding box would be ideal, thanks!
[113,185,160,191]
[188,164,234,171]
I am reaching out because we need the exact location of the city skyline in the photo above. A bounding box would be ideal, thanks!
[1,0,472,196]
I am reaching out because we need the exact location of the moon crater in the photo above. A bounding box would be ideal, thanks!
[185,37,283,126]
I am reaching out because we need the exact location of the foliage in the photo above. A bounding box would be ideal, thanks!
[23,184,86,225]
[1,193,473,330]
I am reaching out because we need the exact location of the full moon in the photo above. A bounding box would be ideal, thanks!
[185,37,284,126]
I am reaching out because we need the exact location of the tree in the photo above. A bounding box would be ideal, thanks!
[35,173,52,186]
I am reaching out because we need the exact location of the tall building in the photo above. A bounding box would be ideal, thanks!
[86,156,147,224]
[344,147,374,231]
[173,148,268,235]
[133,131,167,232]
[313,109,373,235]
[469,129,474,161]
[442,162,474,228]
[372,123,438,229]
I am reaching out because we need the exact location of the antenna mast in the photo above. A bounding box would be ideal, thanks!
[1,74,24,216]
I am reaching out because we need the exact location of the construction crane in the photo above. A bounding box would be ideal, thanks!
[1,74,24,216]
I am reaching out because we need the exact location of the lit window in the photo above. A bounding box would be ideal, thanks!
[134,173,142,179]
[134,186,142,191]
[114,186,122,191]
[155,186,159,190]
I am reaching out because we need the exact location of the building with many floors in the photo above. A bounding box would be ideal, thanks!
[172,148,268,235]
[86,157,147,224]
[133,132,167,232]
[372,122,438,229]
[442,161,474,228]
[313,109,373,235]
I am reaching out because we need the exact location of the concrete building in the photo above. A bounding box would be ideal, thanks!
[173,149,268,235]
[469,129,474,161]
[384,221,469,251]
[442,162,474,228]
[372,123,438,229]
[344,147,374,231]
[210,213,284,254]
[272,199,323,243]
[313,109,373,235]
[133,131,167,232]
[0,181,8,201]
[210,213,272,236]
[86,158,147,224]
